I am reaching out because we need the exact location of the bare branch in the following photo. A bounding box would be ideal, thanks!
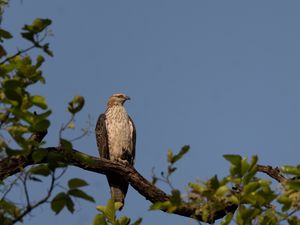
[257,164,288,183]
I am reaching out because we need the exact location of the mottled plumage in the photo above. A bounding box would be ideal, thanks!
[95,93,136,210]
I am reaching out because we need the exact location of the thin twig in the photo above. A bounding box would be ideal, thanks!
[69,129,89,142]
[1,173,23,201]
[11,171,56,224]
[22,173,31,208]
[0,30,49,65]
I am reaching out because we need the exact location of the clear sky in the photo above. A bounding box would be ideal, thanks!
[3,1,300,225]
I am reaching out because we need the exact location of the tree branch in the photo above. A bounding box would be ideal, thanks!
[257,164,287,183]
[0,147,236,222]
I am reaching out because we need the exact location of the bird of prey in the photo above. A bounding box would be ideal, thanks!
[95,93,136,210]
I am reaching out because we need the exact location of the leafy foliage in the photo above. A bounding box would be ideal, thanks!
[150,151,300,224]
[0,19,53,156]
[0,18,92,225]
[51,178,94,215]
[92,199,142,225]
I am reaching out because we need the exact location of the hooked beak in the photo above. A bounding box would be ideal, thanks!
[126,95,131,101]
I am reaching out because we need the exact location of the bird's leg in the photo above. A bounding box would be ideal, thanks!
[118,149,133,165]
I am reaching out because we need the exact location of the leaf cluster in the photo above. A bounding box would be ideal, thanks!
[0,19,54,155]
[92,199,142,225]
[51,178,95,214]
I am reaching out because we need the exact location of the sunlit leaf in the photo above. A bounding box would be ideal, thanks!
[68,96,85,114]
[31,95,48,109]
[105,198,116,223]
[223,154,242,166]
[220,212,233,225]
[281,166,300,176]
[91,214,107,225]
[118,216,130,225]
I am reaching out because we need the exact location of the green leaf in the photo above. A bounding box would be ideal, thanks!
[241,158,250,176]
[189,182,205,193]
[68,96,85,114]
[167,150,173,163]
[24,18,52,33]
[21,31,34,43]
[31,95,48,109]
[32,149,48,163]
[149,201,171,211]
[36,55,45,68]
[243,182,260,195]
[68,178,89,189]
[207,175,220,190]
[34,110,52,121]
[96,205,106,214]
[30,165,51,176]
[118,216,130,225]
[277,195,292,211]
[105,198,116,223]
[42,43,53,57]
[288,180,300,190]
[281,165,300,176]
[249,155,258,170]
[65,195,75,213]
[31,119,50,132]
[215,185,230,196]
[3,79,23,105]
[131,218,142,225]
[51,192,67,214]
[0,28,13,40]
[114,202,123,211]
[60,138,73,150]
[47,152,66,169]
[0,45,6,58]
[170,189,181,207]
[288,216,299,225]
[91,214,107,225]
[220,213,233,225]
[223,154,242,166]
[171,145,189,164]
[0,199,21,219]
[68,189,95,202]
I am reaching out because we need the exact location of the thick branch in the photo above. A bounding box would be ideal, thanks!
[0,147,235,222]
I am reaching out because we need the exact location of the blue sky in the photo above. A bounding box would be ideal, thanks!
[3,1,300,224]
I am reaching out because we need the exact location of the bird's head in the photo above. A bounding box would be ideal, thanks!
[107,93,131,107]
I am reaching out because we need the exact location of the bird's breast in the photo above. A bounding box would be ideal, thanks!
[105,106,133,159]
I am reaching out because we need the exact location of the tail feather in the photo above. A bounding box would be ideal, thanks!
[107,173,129,210]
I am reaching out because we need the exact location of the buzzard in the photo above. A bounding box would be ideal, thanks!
[95,93,136,210]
